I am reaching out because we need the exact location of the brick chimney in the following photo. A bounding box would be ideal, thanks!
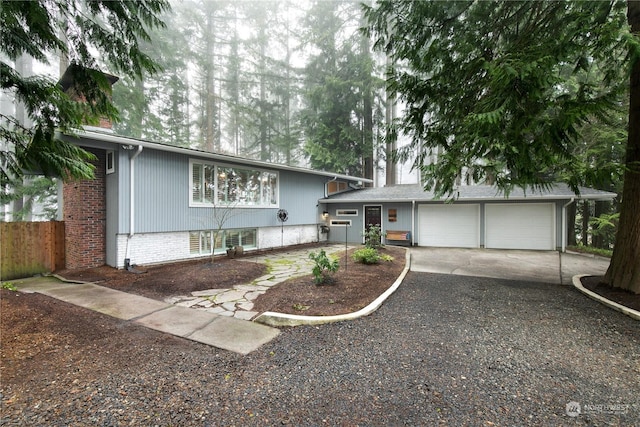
[59,65,118,269]
[59,64,119,130]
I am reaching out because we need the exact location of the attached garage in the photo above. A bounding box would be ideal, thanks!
[418,204,480,248]
[485,203,555,250]
[321,183,616,252]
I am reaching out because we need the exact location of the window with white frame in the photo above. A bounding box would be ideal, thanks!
[190,159,278,207]
[106,150,115,174]
[330,219,352,226]
[336,209,358,216]
[189,228,257,255]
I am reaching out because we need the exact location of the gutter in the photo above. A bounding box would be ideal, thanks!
[72,128,372,184]
[325,176,337,198]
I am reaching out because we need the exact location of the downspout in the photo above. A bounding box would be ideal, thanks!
[561,197,575,253]
[411,200,416,246]
[124,145,143,268]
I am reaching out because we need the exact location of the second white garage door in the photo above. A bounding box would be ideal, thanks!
[418,204,480,248]
[485,203,555,250]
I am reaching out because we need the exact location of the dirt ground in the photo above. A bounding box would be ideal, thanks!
[2,245,638,425]
[55,255,269,301]
[53,245,406,316]
[1,245,406,421]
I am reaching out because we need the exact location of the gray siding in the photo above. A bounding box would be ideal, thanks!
[134,149,186,232]
[382,203,413,236]
[278,170,328,225]
[324,203,364,243]
[126,149,329,233]
[327,199,568,249]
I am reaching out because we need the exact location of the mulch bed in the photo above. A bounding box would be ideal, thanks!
[581,275,640,312]
[252,246,406,316]
[54,244,407,318]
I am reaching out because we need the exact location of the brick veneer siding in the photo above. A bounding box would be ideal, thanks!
[63,148,106,269]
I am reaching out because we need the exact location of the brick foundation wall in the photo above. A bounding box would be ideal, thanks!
[63,148,106,269]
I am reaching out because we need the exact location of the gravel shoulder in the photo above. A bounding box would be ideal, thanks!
[2,272,639,426]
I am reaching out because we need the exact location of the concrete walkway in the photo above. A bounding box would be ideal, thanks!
[11,276,280,355]
[8,245,350,355]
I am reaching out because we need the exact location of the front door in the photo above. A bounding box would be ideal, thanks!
[364,205,382,244]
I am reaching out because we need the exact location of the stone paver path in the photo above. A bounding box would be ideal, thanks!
[165,244,349,320]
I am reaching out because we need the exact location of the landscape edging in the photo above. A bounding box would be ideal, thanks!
[572,274,640,321]
[253,247,411,327]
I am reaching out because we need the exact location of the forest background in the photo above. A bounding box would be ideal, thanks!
[2,0,626,253]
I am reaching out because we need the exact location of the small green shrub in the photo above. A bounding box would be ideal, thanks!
[380,254,394,262]
[309,249,339,285]
[363,225,383,249]
[1,282,17,291]
[292,303,310,311]
[352,247,381,264]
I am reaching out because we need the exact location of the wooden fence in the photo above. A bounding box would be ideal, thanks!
[1,221,65,281]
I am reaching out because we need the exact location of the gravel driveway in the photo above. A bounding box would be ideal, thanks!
[3,272,639,426]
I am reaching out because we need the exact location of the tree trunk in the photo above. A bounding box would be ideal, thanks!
[604,0,640,293]
[593,200,607,248]
[567,202,577,247]
[361,13,374,186]
[204,7,216,152]
[581,200,590,246]
[385,76,397,185]
[258,18,268,162]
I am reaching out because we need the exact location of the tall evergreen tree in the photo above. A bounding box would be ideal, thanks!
[606,0,640,292]
[301,0,376,176]
[1,0,170,184]
[112,7,192,147]
[364,0,640,293]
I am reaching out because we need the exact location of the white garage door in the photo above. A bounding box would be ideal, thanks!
[418,204,480,248]
[485,203,555,250]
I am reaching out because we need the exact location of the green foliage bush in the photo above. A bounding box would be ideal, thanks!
[1,282,17,291]
[352,248,395,264]
[363,225,383,249]
[309,249,339,285]
[352,248,380,264]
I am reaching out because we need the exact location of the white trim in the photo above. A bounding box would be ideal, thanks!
[330,219,352,226]
[363,204,383,245]
[189,158,280,209]
[67,128,371,183]
[336,209,358,216]
[106,150,115,174]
